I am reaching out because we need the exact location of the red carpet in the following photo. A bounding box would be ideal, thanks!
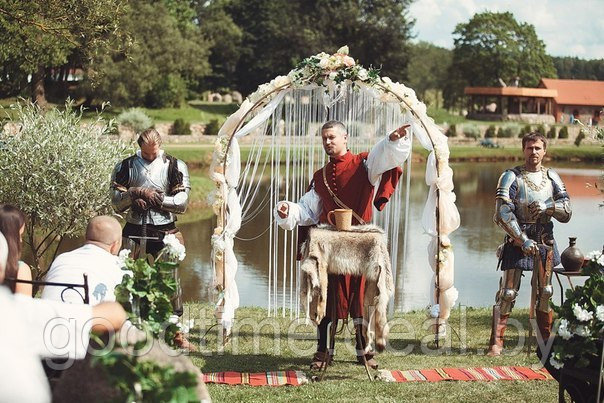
[202,370,308,386]
[376,366,553,382]
[202,366,552,386]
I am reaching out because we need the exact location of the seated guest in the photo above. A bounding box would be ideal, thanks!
[0,204,33,296]
[42,215,125,305]
[0,231,128,402]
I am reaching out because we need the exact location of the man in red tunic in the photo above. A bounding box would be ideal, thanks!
[275,120,410,369]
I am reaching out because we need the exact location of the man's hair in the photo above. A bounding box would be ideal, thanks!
[321,120,347,135]
[137,128,162,147]
[86,215,122,245]
[522,132,547,149]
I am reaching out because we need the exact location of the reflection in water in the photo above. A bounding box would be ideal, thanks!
[52,162,603,312]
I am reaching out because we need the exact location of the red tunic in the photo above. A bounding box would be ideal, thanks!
[311,150,401,319]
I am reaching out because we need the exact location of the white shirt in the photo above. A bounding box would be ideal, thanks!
[274,135,411,230]
[0,286,93,402]
[41,244,125,305]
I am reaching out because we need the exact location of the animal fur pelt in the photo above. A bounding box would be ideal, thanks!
[299,224,394,352]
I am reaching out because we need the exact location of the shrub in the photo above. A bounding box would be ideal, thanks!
[547,126,557,139]
[462,123,480,139]
[0,101,129,276]
[484,125,497,138]
[574,130,586,146]
[500,124,519,138]
[496,127,505,138]
[117,108,153,133]
[146,74,187,108]
[536,124,546,136]
[205,119,221,136]
[170,118,191,135]
[519,124,532,138]
[445,124,457,137]
[559,126,569,139]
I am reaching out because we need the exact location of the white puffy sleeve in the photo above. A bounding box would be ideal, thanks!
[366,135,411,185]
[273,186,322,230]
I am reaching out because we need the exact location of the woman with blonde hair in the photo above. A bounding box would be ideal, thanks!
[0,204,32,296]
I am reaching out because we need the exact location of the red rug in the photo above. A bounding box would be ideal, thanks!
[202,370,308,386]
[202,367,552,386]
[376,366,553,382]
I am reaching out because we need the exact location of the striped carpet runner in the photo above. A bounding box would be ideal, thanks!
[203,370,308,386]
[375,366,553,382]
[202,366,552,386]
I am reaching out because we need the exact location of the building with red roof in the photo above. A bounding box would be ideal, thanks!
[539,78,604,124]
[464,78,604,125]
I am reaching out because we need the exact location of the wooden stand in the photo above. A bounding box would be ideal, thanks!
[553,266,588,305]
[318,281,373,382]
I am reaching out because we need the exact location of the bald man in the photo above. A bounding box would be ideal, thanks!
[1,232,128,402]
[42,215,126,305]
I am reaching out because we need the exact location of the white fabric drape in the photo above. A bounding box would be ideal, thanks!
[211,79,461,331]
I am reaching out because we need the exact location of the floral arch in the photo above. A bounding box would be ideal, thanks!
[209,47,460,341]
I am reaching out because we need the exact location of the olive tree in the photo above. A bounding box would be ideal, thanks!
[0,101,130,277]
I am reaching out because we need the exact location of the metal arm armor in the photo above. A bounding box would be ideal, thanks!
[161,159,190,214]
[493,170,528,245]
[110,160,132,213]
[547,169,572,223]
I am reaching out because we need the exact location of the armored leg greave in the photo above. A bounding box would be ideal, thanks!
[488,269,523,356]
[535,248,554,314]
[495,269,523,315]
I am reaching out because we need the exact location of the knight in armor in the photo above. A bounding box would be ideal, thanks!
[111,128,194,349]
[487,132,571,356]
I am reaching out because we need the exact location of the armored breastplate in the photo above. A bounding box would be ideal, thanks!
[129,156,170,193]
[514,168,554,224]
[127,155,174,225]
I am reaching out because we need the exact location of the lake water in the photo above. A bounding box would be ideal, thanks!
[177,161,603,312]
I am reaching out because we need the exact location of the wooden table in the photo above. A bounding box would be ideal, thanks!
[553,267,587,305]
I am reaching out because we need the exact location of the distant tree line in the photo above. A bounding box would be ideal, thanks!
[1,2,602,110]
[0,0,415,107]
[552,56,604,81]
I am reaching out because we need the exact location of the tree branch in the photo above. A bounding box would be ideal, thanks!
[0,7,79,47]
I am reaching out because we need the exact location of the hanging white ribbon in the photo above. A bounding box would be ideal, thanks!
[234,89,291,138]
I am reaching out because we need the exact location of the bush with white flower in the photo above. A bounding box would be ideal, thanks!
[114,237,187,347]
[550,249,604,369]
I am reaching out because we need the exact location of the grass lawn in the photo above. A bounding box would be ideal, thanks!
[138,102,238,123]
[80,101,238,124]
[427,106,472,125]
[183,305,557,402]
[448,144,603,162]
[166,144,603,168]
[0,98,238,124]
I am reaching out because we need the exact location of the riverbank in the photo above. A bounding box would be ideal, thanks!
[172,144,602,220]
[184,304,556,402]
[167,143,603,169]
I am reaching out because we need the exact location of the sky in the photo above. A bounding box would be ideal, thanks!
[409,0,604,59]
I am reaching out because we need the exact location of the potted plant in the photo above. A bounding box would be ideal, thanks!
[548,249,604,401]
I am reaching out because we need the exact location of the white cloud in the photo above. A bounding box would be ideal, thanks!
[410,0,604,59]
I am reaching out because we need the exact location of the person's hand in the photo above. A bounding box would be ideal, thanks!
[528,201,546,221]
[132,198,148,212]
[277,202,289,219]
[389,124,410,141]
[147,190,164,208]
[128,187,156,201]
[521,239,539,256]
